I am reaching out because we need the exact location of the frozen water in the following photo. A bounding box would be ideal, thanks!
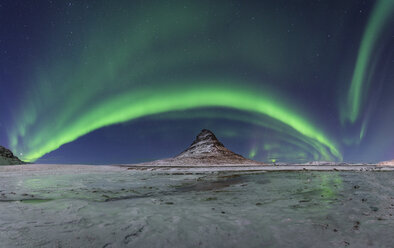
[0,167,393,247]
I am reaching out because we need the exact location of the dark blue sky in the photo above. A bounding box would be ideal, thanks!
[0,0,393,164]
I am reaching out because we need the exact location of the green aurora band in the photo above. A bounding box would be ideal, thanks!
[10,83,341,162]
[6,1,364,163]
[343,0,394,124]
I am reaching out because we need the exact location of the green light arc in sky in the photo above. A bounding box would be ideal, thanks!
[152,109,329,162]
[7,1,364,163]
[11,82,342,162]
[343,0,394,124]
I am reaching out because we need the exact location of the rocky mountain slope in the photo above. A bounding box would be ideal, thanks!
[378,160,394,166]
[137,129,263,166]
[0,146,25,165]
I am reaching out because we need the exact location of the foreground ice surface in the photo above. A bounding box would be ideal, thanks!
[0,167,393,247]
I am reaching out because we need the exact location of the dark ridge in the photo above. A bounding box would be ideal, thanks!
[0,146,25,165]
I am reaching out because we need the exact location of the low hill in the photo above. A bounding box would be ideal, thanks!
[0,146,25,165]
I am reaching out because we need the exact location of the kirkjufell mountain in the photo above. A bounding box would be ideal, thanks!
[0,146,24,165]
[137,129,263,166]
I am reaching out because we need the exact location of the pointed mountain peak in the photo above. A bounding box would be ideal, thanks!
[171,129,263,165]
[177,129,227,157]
[135,129,264,166]
[195,129,220,143]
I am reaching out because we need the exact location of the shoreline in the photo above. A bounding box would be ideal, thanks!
[0,163,393,173]
[119,164,394,172]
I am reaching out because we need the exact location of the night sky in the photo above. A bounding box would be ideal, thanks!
[0,0,393,164]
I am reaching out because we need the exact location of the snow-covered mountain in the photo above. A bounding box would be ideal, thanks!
[137,129,263,166]
[0,146,24,165]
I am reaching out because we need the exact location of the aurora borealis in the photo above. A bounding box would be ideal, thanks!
[342,0,394,124]
[0,0,393,164]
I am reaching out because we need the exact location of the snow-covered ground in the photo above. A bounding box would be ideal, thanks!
[0,164,393,247]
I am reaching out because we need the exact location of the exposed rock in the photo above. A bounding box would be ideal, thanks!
[378,160,394,166]
[0,146,25,165]
[136,129,263,166]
